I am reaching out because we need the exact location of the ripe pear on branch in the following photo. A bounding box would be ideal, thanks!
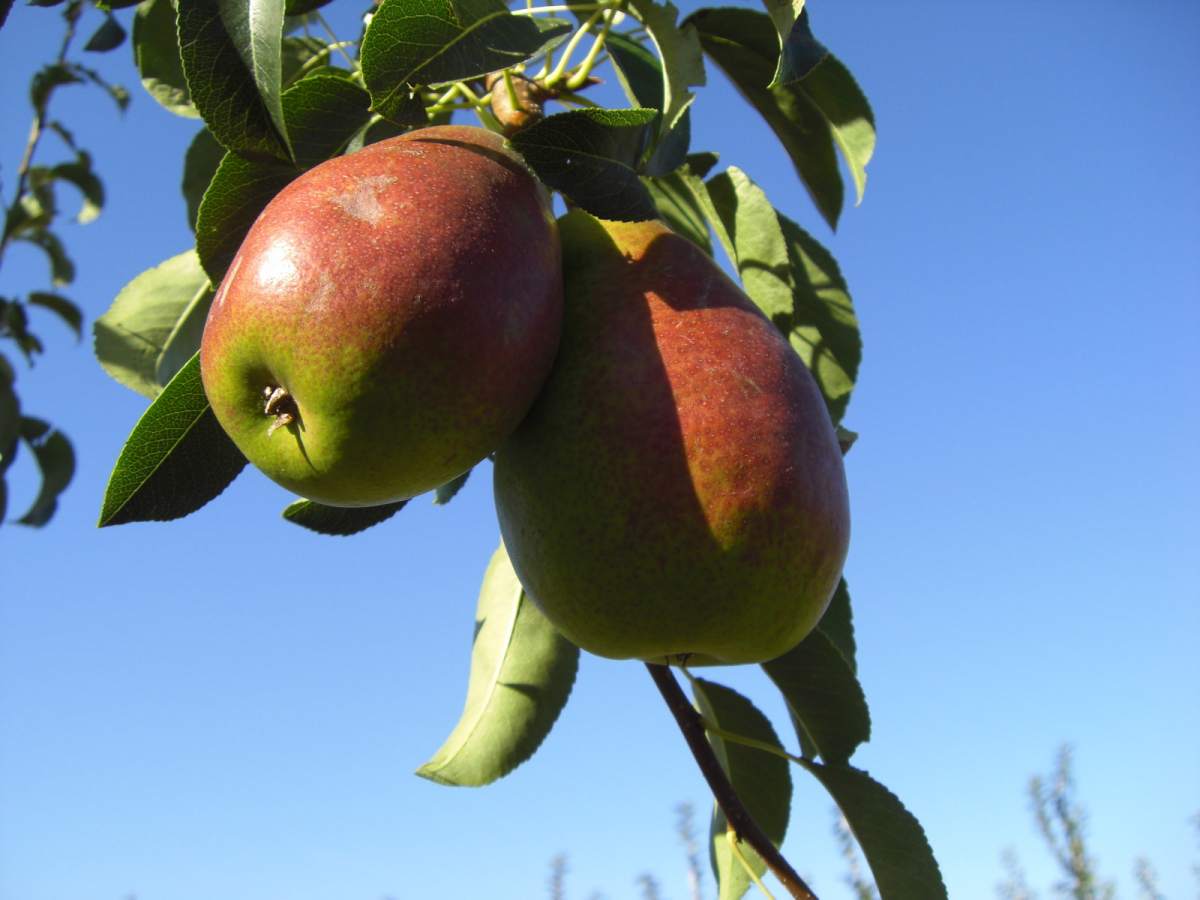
[494,211,850,665]
[200,125,563,507]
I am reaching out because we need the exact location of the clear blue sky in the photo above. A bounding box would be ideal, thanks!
[2,3,1198,898]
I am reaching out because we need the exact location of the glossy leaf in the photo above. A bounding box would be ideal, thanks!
[433,469,470,505]
[799,761,948,899]
[98,353,246,527]
[282,74,371,168]
[689,7,838,226]
[177,0,292,161]
[762,627,870,765]
[281,498,408,535]
[14,417,74,526]
[194,151,295,284]
[417,544,579,786]
[182,127,226,230]
[133,0,199,117]
[509,107,660,221]
[692,678,791,900]
[362,0,559,119]
[95,249,211,398]
[27,292,82,340]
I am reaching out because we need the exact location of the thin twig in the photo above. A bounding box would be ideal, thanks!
[645,663,819,900]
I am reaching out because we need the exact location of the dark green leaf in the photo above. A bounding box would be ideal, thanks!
[73,63,131,110]
[50,154,104,223]
[0,358,20,477]
[362,0,555,117]
[692,678,791,900]
[17,230,74,285]
[182,127,226,230]
[94,250,211,398]
[777,212,860,423]
[816,578,856,672]
[133,0,198,118]
[767,6,827,87]
[606,32,690,176]
[282,74,371,168]
[510,107,660,221]
[280,34,331,86]
[178,0,292,161]
[30,64,82,112]
[762,627,870,765]
[433,468,470,505]
[84,13,127,51]
[417,544,579,786]
[98,352,247,526]
[102,0,145,8]
[836,424,857,455]
[15,416,74,526]
[799,761,948,899]
[625,0,704,136]
[26,0,64,6]
[283,0,332,15]
[27,292,82,339]
[0,299,42,363]
[194,151,295,283]
[643,154,717,254]
[687,7,845,229]
[281,497,408,535]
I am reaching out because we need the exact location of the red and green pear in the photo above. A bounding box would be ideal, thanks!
[200,125,563,506]
[493,212,850,665]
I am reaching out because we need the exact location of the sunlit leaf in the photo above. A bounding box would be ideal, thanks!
[98,353,246,526]
[417,544,579,786]
[94,250,212,398]
[133,0,199,118]
[625,0,705,135]
[281,498,408,535]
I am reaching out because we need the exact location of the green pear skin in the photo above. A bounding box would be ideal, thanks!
[200,126,562,506]
[493,212,850,664]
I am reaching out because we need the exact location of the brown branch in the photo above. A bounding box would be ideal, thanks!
[645,663,819,900]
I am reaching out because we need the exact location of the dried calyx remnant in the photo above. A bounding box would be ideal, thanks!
[262,385,299,436]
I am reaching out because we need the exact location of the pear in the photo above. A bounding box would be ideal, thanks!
[200,125,562,506]
[493,212,849,664]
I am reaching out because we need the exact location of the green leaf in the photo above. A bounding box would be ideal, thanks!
[155,280,214,386]
[706,166,793,320]
[17,230,75,286]
[281,498,408,535]
[98,352,247,526]
[699,165,861,421]
[625,0,705,135]
[50,153,105,223]
[761,2,827,87]
[643,152,718,254]
[194,151,295,283]
[433,468,470,505]
[133,0,199,118]
[777,212,860,423]
[762,627,870,765]
[0,358,21,477]
[509,107,660,221]
[283,0,331,15]
[798,761,948,899]
[692,678,791,900]
[74,62,131,111]
[361,0,557,118]
[14,417,75,526]
[606,32,690,176]
[687,8,875,229]
[281,74,371,168]
[417,544,579,786]
[0,299,42,363]
[30,64,82,112]
[280,34,333,86]
[85,13,128,52]
[94,249,212,398]
[178,0,293,161]
[27,292,82,340]
[816,578,856,672]
[182,126,226,230]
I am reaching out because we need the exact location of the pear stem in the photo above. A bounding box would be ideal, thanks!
[645,663,819,900]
